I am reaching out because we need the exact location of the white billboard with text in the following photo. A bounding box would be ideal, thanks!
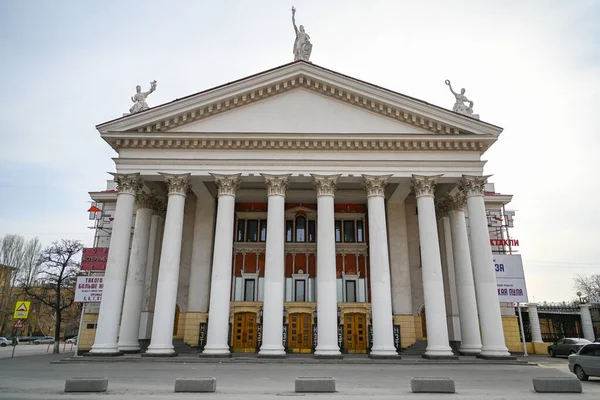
[493,254,528,303]
[74,276,104,302]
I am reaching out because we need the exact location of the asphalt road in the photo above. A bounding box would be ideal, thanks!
[0,353,598,399]
[0,343,75,359]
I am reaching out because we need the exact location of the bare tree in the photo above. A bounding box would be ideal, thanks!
[19,238,43,286]
[21,239,83,354]
[574,273,600,302]
[0,234,25,334]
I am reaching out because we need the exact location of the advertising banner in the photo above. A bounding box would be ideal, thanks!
[74,276,104,302]
[81,248,109,271]
[494,254,528,302]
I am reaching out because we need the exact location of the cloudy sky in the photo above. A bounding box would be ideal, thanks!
[1,1,598,302]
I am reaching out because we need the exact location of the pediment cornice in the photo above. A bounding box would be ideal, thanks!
[97,61,502,139]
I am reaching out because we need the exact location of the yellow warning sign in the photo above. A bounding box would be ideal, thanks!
[13,301,30,319]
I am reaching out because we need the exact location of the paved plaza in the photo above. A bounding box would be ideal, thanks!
[0,352,599,399]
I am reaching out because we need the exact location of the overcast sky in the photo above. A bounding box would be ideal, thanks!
[0,0,598,302]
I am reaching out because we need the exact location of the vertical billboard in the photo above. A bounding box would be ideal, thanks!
[494,254,528,302]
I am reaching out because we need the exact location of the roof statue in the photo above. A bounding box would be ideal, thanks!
[445,79,479,120]
[292,6,312,62]
[129,80,157,114]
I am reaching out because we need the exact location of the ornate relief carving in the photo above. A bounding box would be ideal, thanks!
[261,173,291,196]
[362,174,392,198]
[109,173,142,195]
[135,191,158,210]
[210,173,241,197]
[159,173,191,196]
[447,191,467,211]
[435,197,452,218]
[460,175,490,198]
[311,174,340,197]
[411,174,442,198]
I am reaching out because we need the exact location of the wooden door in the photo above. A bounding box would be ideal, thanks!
[232,312,258,352]
[288,313,312,353]
[344,313,367,353]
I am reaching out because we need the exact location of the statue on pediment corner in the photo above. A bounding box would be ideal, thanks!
[129,80,157,114]
[292,6,313,62]
[445,79,479,120]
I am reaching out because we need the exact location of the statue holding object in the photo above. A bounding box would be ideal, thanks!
[129,80,157,114]
[292,6,312,62]
[445,79,479,120]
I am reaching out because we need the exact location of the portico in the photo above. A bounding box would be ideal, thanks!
[88,60,513,359]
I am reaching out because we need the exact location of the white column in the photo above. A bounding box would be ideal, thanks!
[259,174,290,356]
[527,303,543,343]
[446,193,482,355]
[312,174,341,357]
[411,175,454,358]
[117,192,155,352]
[203,173,241,355]
[145,173,190,356]
[187,183,216,313]
[461,175,511,358]
[90,173,141,355]
[437,212,461,342]
[580,304,595,342]
[139,210,162,340]
[363,175,397,357]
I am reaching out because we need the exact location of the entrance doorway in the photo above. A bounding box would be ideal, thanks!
[288,313,312,353]
[344,313,367,353]
[232,312,257,352]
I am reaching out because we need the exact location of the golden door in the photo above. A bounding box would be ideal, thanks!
[232,312,257,352]
[344,313,367,353]
[288,313,312,353]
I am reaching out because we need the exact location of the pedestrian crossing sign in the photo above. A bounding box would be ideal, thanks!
[13,301,30,319]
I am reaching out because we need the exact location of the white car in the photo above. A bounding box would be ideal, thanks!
[0,337,13,347]
[33,336,55,345]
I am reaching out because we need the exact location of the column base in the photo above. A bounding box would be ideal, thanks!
[202,345,231,356]
[314,346,341,358]
[422,353,459,360]
[459,345,482,356]
[476,353,516,360]
[88,344,122,356]
[370,347,399,357]
[117,343,141,353]
[258,347,286,357]
[142,351,178,358]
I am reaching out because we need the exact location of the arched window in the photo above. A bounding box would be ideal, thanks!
[295,215,306,242]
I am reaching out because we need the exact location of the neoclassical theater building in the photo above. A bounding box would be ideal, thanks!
[84,60,519,359]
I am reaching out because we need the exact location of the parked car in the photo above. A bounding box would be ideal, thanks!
[548,338,592,357]
[18,336,43,343]
[0,337,13,347]
[66,337,77,344]
[33,336,55,345]
[569,343,600,380]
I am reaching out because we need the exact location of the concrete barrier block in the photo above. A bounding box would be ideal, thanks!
[532,377,582,393]
[411,377,455,393]
[295,377,336,393]
[174,377,217,392]
[64,377,108,392]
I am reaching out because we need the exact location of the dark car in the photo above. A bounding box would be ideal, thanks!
[569,343,600,380]
[548,338,592,357]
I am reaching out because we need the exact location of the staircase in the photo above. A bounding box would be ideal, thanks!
[173,338,199,354]
[402,340,427,355]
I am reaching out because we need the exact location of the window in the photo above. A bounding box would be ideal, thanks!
[335,220,342,242]
[244,279,255,302]
[357,220,364,243]
[247,220,259,242]
[295,216,306,242]
[308,220,316,242]
[579,345,594,356]
[346,280,356,303]
[343,220,355,243]
[236,220,246,242]
[286,220,293,242]
[260,220,267,242]
[295,279,306,302]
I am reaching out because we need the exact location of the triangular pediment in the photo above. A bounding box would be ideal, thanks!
[98,61,502,138]
[170,88,425,134]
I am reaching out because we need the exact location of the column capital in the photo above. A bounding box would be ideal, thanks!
[411,174,442,198]
[362,174,392,198]
[109,172,142,195]
[135,191,159,211]
[311,174,340,197]
[459,175,491,198]
[261,174,291,197]
[447,191,467,211]
[210,173,241,197]
[435,197,452,218]
[159,173,191,196]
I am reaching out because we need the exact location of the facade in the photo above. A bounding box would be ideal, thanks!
[84,61,520,358]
